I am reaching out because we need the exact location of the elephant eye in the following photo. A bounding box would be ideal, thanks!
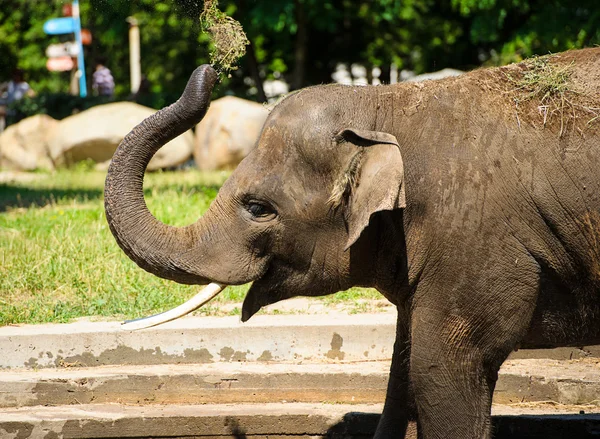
[246,201,277,221]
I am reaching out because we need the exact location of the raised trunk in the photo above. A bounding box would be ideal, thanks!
[104,65,218,284]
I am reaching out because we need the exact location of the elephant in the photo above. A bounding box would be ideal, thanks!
[105,47,600,439]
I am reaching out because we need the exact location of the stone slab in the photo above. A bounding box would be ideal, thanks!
[1,402,600,439]
[0,314,396,369]
[3,359,600,409]
[0,362,389,408]
[2,313,600,370]
[0,403,381,438]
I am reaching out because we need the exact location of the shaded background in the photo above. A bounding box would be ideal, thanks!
[1,0,599,109]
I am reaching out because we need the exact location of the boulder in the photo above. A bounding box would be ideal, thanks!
[0,114,57,171]
[47,102,194,171]
[194,96,269,171]
[405,68,464,82]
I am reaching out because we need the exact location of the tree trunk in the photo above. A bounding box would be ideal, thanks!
[291,0,307,90]
[246,41,267,103]
[379,64,391,84]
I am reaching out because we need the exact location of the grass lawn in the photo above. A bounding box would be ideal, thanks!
[0,166,380,325]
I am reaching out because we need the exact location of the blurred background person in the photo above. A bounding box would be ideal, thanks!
[0,68,35,132]
[92,56,115,98]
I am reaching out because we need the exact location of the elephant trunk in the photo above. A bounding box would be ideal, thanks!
[104,65,218,285]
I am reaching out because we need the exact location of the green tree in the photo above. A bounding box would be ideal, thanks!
[0,0,214,97]
[451,0,600,64]
[1,0,598,104]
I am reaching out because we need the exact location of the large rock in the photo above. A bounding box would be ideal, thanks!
[405,68,464,82]
[194,96,268,171]
[47,102,194,171]
[0,115,57,171]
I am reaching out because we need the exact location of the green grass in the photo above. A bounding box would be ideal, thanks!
[0,167,379,325]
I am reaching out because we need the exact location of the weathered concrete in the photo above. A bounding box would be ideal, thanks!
[509,345,600,361]
[0,403,381,438]
[1,403,599,439]
[0,314,396,369]
[2,359,600,409]
[0,362,389,408]
[495,358,600,405]
[3,314,600,438]
[2,314,600,370]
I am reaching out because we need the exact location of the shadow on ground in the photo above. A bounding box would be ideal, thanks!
[0,184,103,212]
[225,417,248,438]
[322,412,600,438]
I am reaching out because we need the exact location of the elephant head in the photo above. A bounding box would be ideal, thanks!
[105,65,407,329]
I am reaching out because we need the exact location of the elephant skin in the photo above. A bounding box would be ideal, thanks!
[105,49,600,439]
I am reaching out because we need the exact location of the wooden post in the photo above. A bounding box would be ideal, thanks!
[127,17,141,94]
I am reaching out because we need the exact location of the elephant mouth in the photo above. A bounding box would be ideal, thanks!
[241,264,290,322]
[242,275,274,322]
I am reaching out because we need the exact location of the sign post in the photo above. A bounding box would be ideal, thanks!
[72,0,87,97]
[46,57,75,72]
[46,42,79,58]
[43,2,88,97]
[43,17,76,35]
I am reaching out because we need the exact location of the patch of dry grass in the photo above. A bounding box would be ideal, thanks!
[503,55,600,136]
[511,56,574,104]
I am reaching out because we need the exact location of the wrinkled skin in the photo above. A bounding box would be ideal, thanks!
[105,49,600,438]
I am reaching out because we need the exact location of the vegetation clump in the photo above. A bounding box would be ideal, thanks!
[200,0,249,75]
[512,56,573,105]
[503,54,600,135]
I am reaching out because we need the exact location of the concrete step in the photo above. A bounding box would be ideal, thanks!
[0,314,396,369]
[2,314,600,370]
[0,362,388,408]
[1,402,600,439]
[2,359,600,409]
[496,358,600,405]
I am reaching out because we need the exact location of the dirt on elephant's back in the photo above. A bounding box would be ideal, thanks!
[474,48,600,137]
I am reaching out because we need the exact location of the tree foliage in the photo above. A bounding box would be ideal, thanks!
[0,0,598,103]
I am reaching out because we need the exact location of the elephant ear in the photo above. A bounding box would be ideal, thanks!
[332,128,406,250]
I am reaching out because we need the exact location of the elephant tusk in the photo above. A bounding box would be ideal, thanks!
[121,283,225,331]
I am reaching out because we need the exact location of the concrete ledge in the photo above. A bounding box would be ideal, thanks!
[2,314,600,369]
[495,359,600,405]
[0,403,381,438]
[0,314,396,369]
[2,403,600,439]
[3,359,600,409]
[0,362,389,408]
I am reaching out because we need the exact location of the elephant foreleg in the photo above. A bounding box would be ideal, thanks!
[410,341,497,439]
[374,305,418,439]
[408,281,538,437]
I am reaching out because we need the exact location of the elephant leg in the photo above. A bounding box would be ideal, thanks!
[374,305,419,439]
[410,343,496,438]
[408,291,537,439]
